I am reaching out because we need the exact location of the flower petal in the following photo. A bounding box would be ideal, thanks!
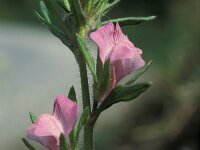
[109,42,145,83]
[53,95,78,135]
[27,114,62,150]
[109,42,134,63]
[90,22,135,63]
[90,22,115,63]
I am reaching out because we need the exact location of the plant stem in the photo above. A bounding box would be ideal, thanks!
[84,122,94,150]
[78,54,94,150]
[78,54,91,111]
[84,112,100,150]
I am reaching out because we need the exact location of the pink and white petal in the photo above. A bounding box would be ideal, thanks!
[132,51,145,70]
[114,23,134,48]
[109,42,134,63]
[111,58,136,83]
[53,95,78,135]
[135,47,143,55]
[100,57,140,101]
[110,49,144,84]
[90,22,115,63]
[27,114,63,150]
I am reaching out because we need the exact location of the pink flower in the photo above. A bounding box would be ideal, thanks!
[27,95,78,150]
[90,22,145,100]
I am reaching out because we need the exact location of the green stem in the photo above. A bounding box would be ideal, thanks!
[78,54,91,111]
[84,112,100,150]
[78,54,94,150]
[84,122,94,150]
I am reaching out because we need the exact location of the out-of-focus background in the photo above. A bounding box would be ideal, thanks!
[0,0,199,150]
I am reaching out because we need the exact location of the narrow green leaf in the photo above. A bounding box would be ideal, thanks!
[101,16,156,26]
[39,1,77,54]
[76,34,97,82]
[63,0,71,12]
[56,0,71,13]
[126,61,152,85]
[84,0,96,14]
[29,112,37,123]
[43,0,73,36]
[99,83,151,112]
[40,0,74,48]
[103,0,120,15]
[96,60,111,101]
[34,11,45,24]
[21,138,36,150]
[40,1,51,24]
[60,133,70,150]
[75,107,89,142]
[68,86,77,103]
[93,0,107,15]
[69,0,85,27]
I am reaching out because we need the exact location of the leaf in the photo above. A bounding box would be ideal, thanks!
[75,107,89,142]
[63,0,71,12]
[76,34,97,82]
[39,1,74,50]
[103,0,120,15]
[34,11,45,24]
[60,133,70,150]
[101,16,156,26]
[68,0,85,27]
[93,0,107,15]
[29,112,37,123]
[96,60,111,101]
[84,0,96,14]
[21,138,36,150]
[68,86,77,103]
[39,1,51,24]
[56,0,71,13]
[126,61,152,85]
[99,83,151,112]
[44,0,72,33]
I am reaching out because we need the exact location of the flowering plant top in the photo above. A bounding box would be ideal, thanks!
[22,0,155,150]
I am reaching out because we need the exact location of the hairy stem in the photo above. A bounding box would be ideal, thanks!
[84,122,94,150]
[78,54,91,111]
[78,54,94,150]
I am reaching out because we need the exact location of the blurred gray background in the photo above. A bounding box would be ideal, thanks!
[0,0,200,150]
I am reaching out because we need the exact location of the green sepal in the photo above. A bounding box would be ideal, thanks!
[69,124,78,149]
[96,59,111,101]
[103,0,120,15]
[96,51,103,80]
[68,86,77,103]
[99,83,151,112]
[60,133,70,150]
[29,112,37,123]
[126,61,152,85]
[68,108,89,148]
[75,107,90,142]
[68,0,85,27]
[76,34,98,82]
[21,138,36,150]
[101,16,156,26]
